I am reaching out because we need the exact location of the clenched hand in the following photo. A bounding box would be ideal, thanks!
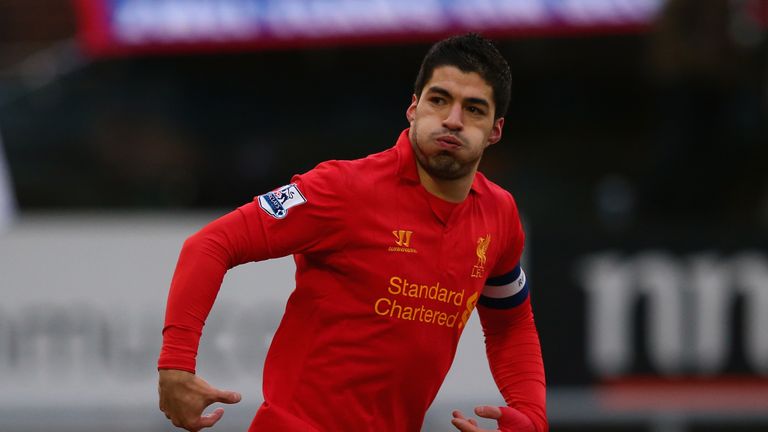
[158,369,241,431]
[451,405,535,432]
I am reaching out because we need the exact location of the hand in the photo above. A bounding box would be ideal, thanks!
[158,369,242,431]
[451,406,535,432]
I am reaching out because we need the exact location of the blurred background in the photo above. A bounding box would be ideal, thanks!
[1,0,767,431]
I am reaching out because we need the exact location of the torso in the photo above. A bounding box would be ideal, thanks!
[254,139,515,432]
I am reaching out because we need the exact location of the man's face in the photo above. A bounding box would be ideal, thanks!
[406,65,504,181]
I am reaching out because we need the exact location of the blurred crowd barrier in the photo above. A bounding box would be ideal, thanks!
[1,214,767,432]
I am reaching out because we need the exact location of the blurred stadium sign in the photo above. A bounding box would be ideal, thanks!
[73,0,664,56]
[529,224,768,416]
[580,252,768,376]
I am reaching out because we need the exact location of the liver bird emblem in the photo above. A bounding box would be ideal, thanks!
[476,234,491,267]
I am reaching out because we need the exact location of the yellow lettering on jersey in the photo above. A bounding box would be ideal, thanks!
[458,292,479,329]
[378,276,470,328]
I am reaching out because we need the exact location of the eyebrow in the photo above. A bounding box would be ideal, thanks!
[426,85,491,109]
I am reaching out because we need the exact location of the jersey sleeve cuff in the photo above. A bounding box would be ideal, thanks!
[157,364,196,374]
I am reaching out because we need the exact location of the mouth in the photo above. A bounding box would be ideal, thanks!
[435,135,462,149]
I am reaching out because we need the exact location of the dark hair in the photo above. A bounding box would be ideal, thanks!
[414,33,512,119]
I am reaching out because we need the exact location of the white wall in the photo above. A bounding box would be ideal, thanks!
[0,213,501,431]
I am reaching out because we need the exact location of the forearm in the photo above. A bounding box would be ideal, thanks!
[478,298,547,432]
[158,208,261,372]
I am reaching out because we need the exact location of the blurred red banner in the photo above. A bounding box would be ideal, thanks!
[73,0,663,57]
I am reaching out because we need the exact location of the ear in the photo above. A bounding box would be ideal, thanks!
[406,94,418,123]
[487,117,504,146]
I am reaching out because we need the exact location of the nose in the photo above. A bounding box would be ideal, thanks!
[442,102,463,131]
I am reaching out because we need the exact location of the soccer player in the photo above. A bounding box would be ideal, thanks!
[158,33,547,432]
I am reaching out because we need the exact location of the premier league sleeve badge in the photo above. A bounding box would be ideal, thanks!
[258,183,307,219]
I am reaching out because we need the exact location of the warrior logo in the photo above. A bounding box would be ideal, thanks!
[393,230,413,247]
[389,230,417,253]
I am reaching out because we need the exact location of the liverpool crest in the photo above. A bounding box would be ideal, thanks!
[471,234,491,278]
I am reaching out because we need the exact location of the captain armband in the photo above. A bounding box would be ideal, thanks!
[479,264,529,309]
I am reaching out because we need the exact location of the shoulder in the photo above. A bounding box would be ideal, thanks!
[302,145,397,184]
[473,172,521,218]
[344,145,399,175]
[309,145,397,173]
[290,145,397,202]
[475,173,526,275]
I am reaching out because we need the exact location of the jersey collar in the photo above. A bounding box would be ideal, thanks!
[395,128,482,195]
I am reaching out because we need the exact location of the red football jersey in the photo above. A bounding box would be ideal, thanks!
[159,129,529,431]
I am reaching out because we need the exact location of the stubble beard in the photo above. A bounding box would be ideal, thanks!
[411,124,481,181]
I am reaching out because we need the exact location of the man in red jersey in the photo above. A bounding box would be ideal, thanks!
[158,33,547,432]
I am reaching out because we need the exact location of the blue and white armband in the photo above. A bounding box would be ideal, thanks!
[479,264,529,309]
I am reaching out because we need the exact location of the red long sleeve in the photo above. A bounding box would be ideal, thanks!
[158,162,348,373]
[158,207,264,372]
[477,297,548,432]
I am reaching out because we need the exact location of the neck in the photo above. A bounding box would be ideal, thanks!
[415,163,475,203]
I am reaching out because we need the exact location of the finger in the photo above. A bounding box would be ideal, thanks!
[474,405,503,420]
[452,410,480,428]
[452,410,468,420]
[190,407,225,430]
[451,417,480,432]
[211,389,242,404]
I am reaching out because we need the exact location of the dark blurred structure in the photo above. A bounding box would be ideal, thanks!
[0,1,765,232]
[0,0,72,75]
[0,0,74,56]
[646,0,768,228]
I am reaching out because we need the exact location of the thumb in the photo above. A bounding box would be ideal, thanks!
[212,389,242,404]
[496,406,535,432]
[474,405,503,420]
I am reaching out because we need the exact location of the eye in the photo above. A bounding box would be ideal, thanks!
[429,96,446,105]
[466,106,486,116]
